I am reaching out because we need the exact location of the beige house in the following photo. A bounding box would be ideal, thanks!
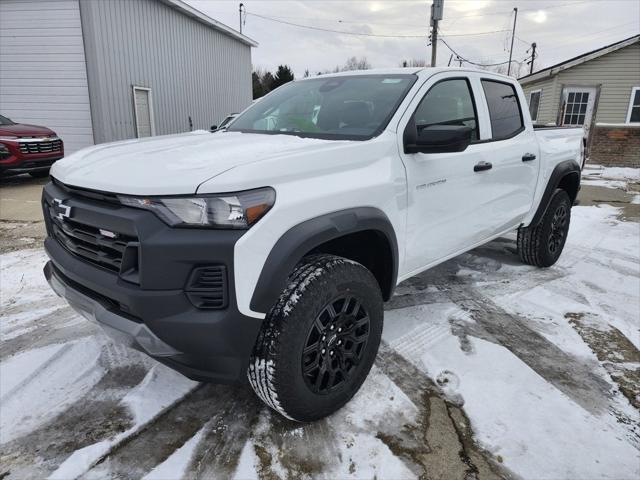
[519,35,640,167]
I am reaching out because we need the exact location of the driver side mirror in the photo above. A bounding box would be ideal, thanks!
[210,125,218,132]
[404,123,473,154]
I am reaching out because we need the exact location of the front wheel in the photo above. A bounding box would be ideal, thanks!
[517,189,571,267]
[248,254,383,422]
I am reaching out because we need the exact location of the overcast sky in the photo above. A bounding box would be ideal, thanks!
[186,0,639,78]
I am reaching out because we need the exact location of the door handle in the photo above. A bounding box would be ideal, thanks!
[474,161,493,172]
[522,153,537,162]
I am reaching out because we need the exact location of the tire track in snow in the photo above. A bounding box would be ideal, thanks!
[179,386,261,479]
[375,342,508,480]
[407,251,615,415]
[0,306,95,361]
[0,343,149,479]
[83,384,259,479]
[249,411,342,480]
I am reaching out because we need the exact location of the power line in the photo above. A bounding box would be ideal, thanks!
[242,1,594,27]
[246,12,427,38]
[441,0,594,19]
[439,29,511,37]
[438,34,529,68]
[247,12,511,39]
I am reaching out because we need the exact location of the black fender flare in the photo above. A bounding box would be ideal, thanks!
[250,207,398,313]
[530,159,581,227]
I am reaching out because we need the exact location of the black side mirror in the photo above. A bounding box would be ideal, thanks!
[210,125,218,132]
[404,124,473,154]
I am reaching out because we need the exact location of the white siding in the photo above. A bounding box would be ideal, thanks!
[0,0,94,153]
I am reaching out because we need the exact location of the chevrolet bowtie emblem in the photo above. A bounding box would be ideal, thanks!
[52,198,72,220]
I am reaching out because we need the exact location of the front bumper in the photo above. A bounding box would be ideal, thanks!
[0,155,62,174]
[42,180,263,384]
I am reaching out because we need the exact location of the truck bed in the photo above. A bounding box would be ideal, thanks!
[534,126,585,169]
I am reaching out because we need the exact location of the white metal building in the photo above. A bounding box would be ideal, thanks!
[0,0,257,154]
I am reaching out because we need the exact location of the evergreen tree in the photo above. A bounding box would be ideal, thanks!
[271,65,295,89]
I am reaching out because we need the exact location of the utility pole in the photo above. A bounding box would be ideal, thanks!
[430,0,444,67]
[507,7,518,76]
[239,3,244,34]
[528,42,537,75]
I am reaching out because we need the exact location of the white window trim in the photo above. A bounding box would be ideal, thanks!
[132,86,156,137]
[529,89,542,122]
[625,86,640,124]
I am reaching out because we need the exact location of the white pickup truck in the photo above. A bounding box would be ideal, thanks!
[43,67,584,422]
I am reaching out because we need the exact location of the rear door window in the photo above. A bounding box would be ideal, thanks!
[481,80,524,139]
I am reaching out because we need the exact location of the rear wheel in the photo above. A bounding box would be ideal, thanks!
[247,254,383,422]
[517,189,571,267]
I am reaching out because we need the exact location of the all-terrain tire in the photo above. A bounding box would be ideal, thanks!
[247,254,384,422]
[517,189,571,267]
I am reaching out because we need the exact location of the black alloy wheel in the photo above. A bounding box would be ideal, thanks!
[302,295,370,394]
[548,204,568,255]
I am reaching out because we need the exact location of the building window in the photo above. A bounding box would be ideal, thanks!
[481,79,524,140]
[563,91,590,125]
[528,89,541,122]
[626,87,640,123]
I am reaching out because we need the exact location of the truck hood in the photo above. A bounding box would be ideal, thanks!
[51,131,337,195]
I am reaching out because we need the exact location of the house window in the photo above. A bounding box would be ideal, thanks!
[563,91,590,125]
[626,87,640,123]
[528,89,541,122]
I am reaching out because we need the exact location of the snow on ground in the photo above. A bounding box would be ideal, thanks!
[0,201,638,478]
[582,165,640,190]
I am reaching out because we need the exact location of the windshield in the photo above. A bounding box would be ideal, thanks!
[0,115,15,126]
[228,74,416,140]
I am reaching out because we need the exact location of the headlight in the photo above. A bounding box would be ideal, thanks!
[118,187,275,229]
[0,143,11,160]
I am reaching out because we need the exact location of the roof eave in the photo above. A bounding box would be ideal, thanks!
[519,34,639,84]
[161,0,258,47]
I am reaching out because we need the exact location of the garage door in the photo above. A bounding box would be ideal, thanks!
[0,0,94,154]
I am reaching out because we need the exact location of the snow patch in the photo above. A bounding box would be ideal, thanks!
[143,427,205,480]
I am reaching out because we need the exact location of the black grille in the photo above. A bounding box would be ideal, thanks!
[45,199,137,274]
[186,266,228,309]
[19,139,62,155]
[52,178,119,204]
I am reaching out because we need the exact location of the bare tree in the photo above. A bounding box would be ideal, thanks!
[400,58,428,68]
[476,60,528,78]
[342,56,372,71]
[316,56,373,75]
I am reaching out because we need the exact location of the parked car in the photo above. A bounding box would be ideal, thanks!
[0,115,64,177]
[42,68,584,422]
[210,113,238,132]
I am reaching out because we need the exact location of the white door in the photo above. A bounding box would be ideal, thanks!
[397,73,539,276]
[560,87,596,137]
[478,79,540,228]
[133,87,155,138]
